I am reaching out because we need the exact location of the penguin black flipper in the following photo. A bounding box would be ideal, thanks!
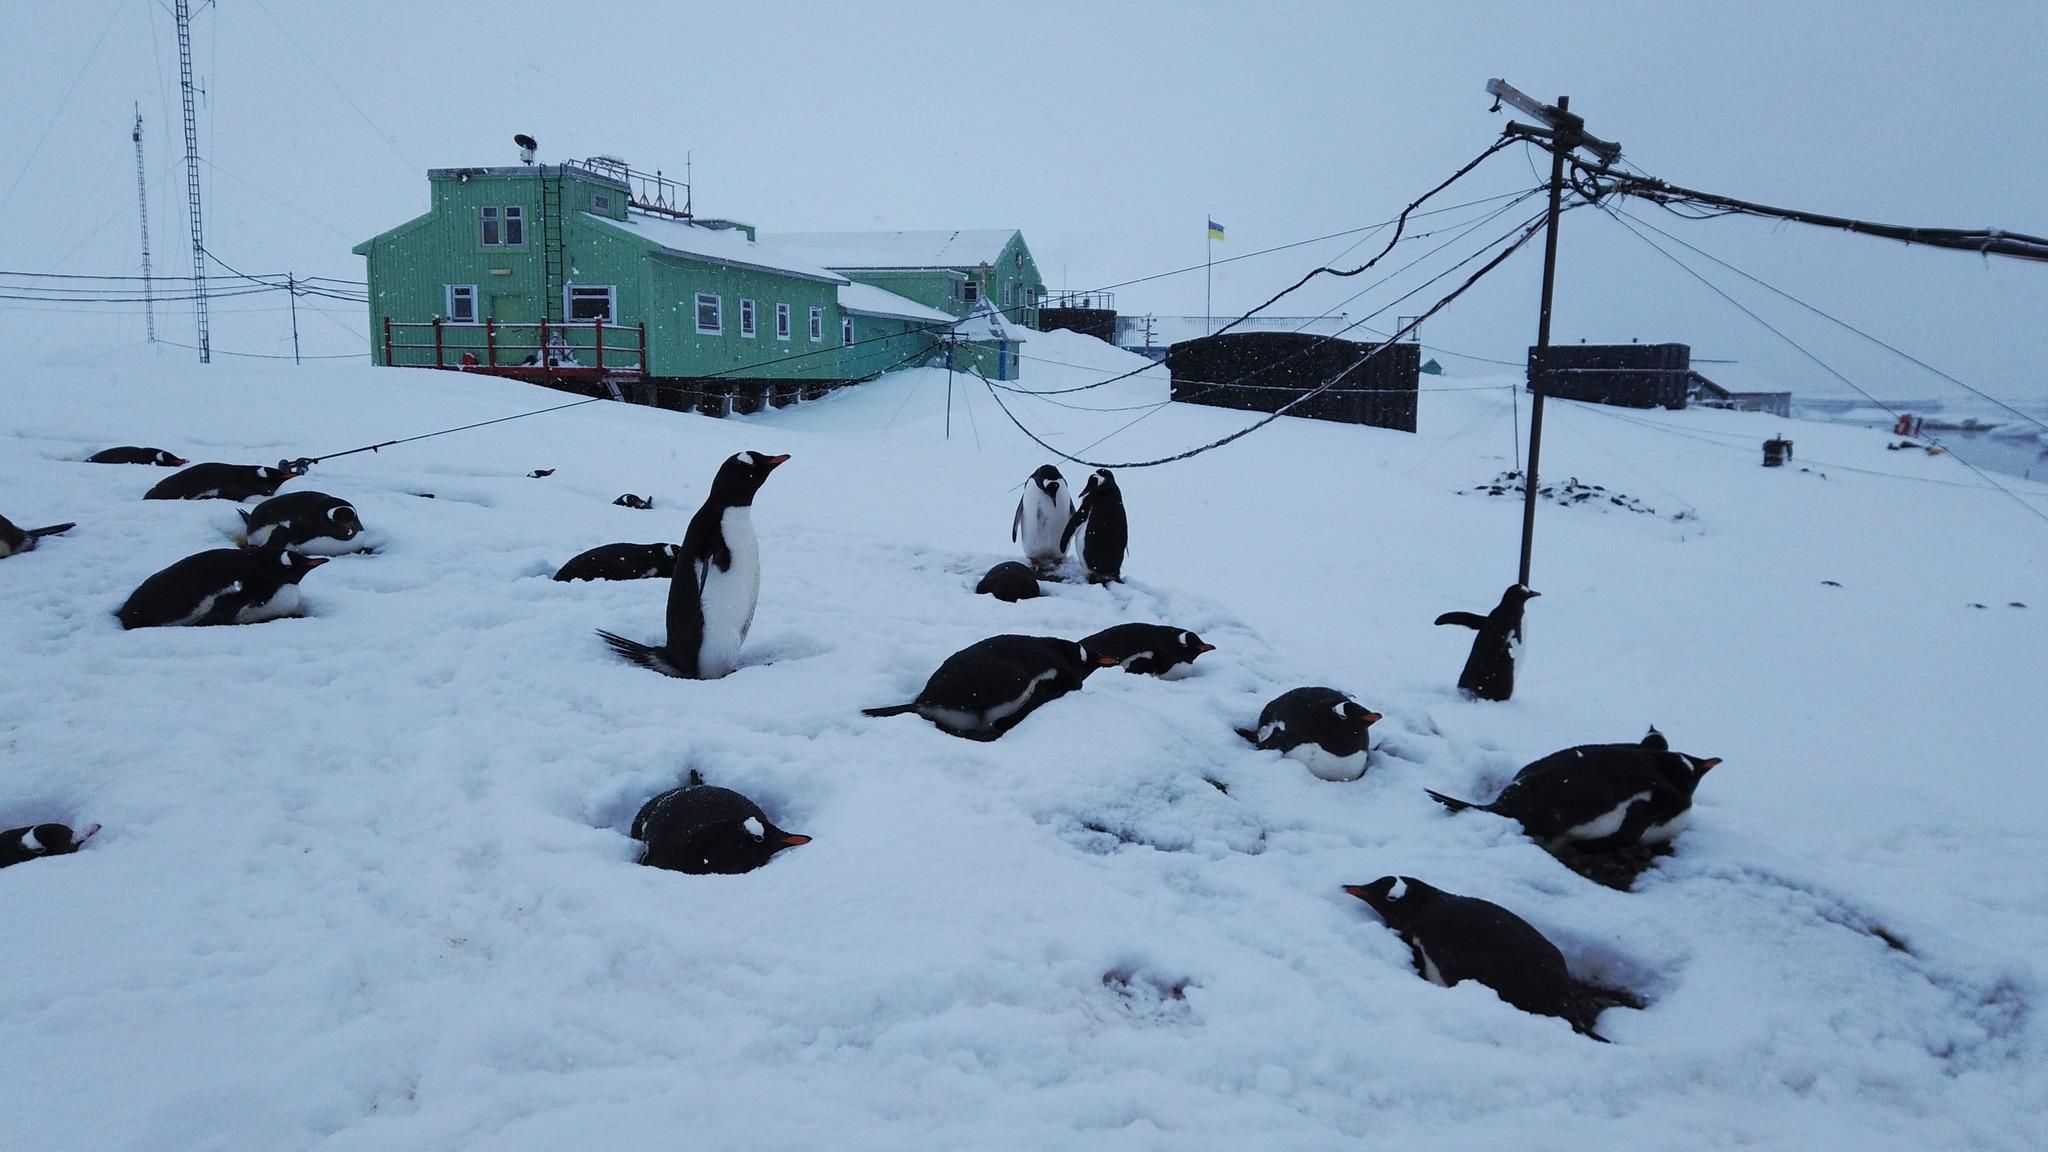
[1434,611,1488,629]
[1425,788,1482,813]
[1011,496,1025,543]
[1059,505,1089,553]
[595,630,689,678]
[25,522,75,540]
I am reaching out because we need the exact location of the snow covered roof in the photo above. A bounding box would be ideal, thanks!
[952,300,1028,343]
[771,229,1020,271]
[586,212,848,285]
[1115,314,1365,349]
[837,281,955,324]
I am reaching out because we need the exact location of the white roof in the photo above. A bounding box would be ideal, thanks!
[952,300,1027,343]
[771,229,1019,271]
[586,212,847,284]
[1114,314,1363,348]
[837,281,956,324]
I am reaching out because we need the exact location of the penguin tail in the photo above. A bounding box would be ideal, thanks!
[1580,1025,1612,1044]
[26,522,75,539]
[861,702,920,718]
[684,768,705,787]
[595,630,689,678]
[1424,789,1479,813]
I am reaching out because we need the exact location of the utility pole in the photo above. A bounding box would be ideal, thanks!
[132,104,155,343]
[287,273,301,364]
[175,0,209,363]
[1486,79,1621,587]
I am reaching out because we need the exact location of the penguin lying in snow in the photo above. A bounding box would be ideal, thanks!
[1238,687,1382,781]
[144,461,300,502]
[1434,584,1539,701]
[863,634,1117,741]
[1012,464,1073,573]
[1061,468,1128,584]
[1425,727,1721,852]
[240,491,365,555]
[555,543,680,583]
[1344,876,1612,1041]
[0,514,74,559]
[975,561,1042,602]
[1081,623,1214,677]
[632,772,810,875]
[88,446,187,466]
[614,493,654,510]
[0,823,99,869]
[598,451,789,679]
[117,540,327,629]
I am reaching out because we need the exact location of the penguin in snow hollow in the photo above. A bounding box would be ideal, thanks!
[633,772,810,875]
[597,451,788,679]
[1081,623,1214,677]
[1012,464,1073,573]
[1434,584,1539,701]
[239,491,365,555]
[0,822,100,869]
[117,539,327,629]
[1425,728,1720,852]
[1344,876,1611,1041]
[0,514,74,559]
[555,543,680,583]
[976,561,1042,603]
[863,634,1117,741]
[1239,687,1382,781]
[144,461,300,502]
[88,446,187,466]
[1061,468,1128,583]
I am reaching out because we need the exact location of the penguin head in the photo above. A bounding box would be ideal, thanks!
[1176,630,1216,661]
[641,814,811,875]
[1030,464,1065,499]
[260,546,329,584]
[1672,752,1721,794]
[1343,875,1436,927]
[1335,697,1383,729]
[1082,468,1118,500]
[154,450,188,467]
[326,504,362,540]
[710,451,791,506]
[16,822,99,860]
[1498,584,1541,612]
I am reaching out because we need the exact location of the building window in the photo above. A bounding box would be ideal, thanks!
[504,206,524,246]
[446,284,478,324]
[776,302,791,340]
[695,293,722,335]
[566,284,615,323]
[480,206,500,246]
[963,281,980,303]
[1002,282,1014,308]
[740,299,757,338]
[808,306,823,342]
[842,316,854,346]
[591,193,612,212]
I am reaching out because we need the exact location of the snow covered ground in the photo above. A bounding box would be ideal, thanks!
[3,329,2045,1150]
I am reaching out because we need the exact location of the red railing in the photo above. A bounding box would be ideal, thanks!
[381,317,648,387]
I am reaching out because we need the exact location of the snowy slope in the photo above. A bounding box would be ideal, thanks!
[2,331,2044,1150]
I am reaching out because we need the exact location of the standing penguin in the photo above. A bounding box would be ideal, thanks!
[0,514,75,559]
[862,634,1117,741]
[0,822,100,869]
[117,540,328,629]
[1238,686,1383,781]
[88,446,187,466]
[1434,584,1539,701]
[239,491,365,555]
[597,451,789,679]
[1425,728,1721,852]
[1061,468,1128,584]
[1081,623,1215,677]
[1343,876,1611,1040]
[632,772,810,875]
[144,461,298,502]
[1011,464,1073,573]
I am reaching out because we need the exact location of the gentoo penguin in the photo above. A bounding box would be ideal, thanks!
[0,514,75,559]
[1060,468,1128,584]
[1434,584,1539,701]
[596,451,789,679]
[144,461,298,502]
[862,634,1117,741]
[614,493,654,510]
[88,446,187,466]
[1344,876,1610,1041]
[975,561,1042,603]
[632,772,810,874]
[239,491,364,555]
[1011,464,1073,573]
[1237,687,1382,781]
[1426,728,1721,852]
[1081,623,1215,677]
[529,468,555,478]
[117,540,328,629]
[0,822,100,869]
[555,542,680,583]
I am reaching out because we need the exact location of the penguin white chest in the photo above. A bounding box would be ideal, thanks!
[695,507,760,678]
[235,582,301,624]
[1019,493,1070,563]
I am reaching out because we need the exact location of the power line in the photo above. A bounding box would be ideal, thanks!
[0,0,126,217]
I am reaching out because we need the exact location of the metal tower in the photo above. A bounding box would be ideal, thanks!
[175,0,208,362]
[132,104,156,343]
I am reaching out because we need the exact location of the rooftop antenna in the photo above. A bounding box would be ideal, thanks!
[132,103,156,344]
[175,0,209,362]
[515,133,537,164]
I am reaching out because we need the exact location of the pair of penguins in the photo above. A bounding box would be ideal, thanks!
[1010,464,1127,583]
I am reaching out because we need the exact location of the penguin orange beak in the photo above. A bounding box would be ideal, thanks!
[765,454,791,467]
[1698,758,1722,773]
[778,832,812,847]
[1340,885,1373,901]
[168,456,189,466]
[1196,643,1216,653]
[299,555,331,568]
[1363,710,1384,725]
[1097,655,1120,667]
[76,823,102,845]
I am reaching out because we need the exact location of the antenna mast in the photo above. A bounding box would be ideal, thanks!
[132,104,156,343]
[175,0,209,362]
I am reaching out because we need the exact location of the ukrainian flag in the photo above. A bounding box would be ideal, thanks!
[1207,219,1226,241]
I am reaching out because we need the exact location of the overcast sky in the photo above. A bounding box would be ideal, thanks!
[5,0,2043,404]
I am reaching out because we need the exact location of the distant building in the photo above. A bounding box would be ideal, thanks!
[1167,331,1419,433]
[1531,342,1791,415]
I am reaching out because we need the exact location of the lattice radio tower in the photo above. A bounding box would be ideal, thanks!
[132,104,156,343]
[175,0,209,362]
